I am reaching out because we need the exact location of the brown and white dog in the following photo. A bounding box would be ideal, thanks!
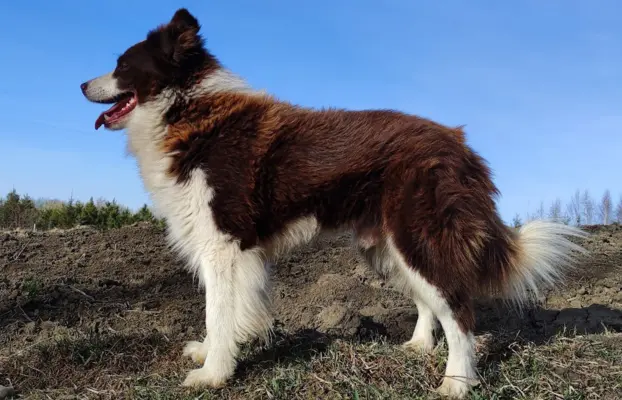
[80,9,587,398]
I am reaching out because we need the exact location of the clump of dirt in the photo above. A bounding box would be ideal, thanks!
[0,222,621,398]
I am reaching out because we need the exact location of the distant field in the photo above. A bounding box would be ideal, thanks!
[1,223,621,399]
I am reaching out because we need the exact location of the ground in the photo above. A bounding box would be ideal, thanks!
[1,223,621,399]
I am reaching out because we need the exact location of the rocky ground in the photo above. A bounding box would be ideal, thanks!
[0,223,621,399]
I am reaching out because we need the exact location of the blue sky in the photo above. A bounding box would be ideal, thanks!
[0,0,620,222]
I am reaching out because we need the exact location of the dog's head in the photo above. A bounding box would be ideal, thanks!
[80,8,216,130]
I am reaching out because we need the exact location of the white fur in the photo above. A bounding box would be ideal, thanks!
[82,72,121,102]
[356,238,397,279]
[189,68,256,97]
[507,220,588,306]
[264,216,320,260]
[402,299,438,353]
[386,237,479,398]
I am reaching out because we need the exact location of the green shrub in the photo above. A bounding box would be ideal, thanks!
[0,190,165,231]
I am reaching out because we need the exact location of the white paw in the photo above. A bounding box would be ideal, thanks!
[401,337,435,354]
[183,340,208,365]
[181,367,228,389]
[436,376,479,399]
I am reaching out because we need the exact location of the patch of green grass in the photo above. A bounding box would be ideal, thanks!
[22,277,42,299]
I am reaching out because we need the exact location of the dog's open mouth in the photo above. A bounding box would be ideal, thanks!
[94,92,138,130]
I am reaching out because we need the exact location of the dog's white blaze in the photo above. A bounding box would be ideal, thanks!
[386,237,479,398]
[83,72,123,102]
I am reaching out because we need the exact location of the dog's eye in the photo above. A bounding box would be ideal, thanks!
[117,61,129,71]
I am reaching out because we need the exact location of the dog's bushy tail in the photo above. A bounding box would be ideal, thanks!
[486,220,589,307]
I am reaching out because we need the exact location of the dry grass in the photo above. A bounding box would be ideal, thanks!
[2,325,621,400]
[2,224,620,399]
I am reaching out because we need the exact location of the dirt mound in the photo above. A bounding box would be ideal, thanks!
[1,223,621,398]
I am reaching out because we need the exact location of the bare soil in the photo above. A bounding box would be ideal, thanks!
[1,223,621,399]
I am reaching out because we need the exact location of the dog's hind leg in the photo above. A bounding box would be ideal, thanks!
[357,237,438,354]
[401,298,438,353]
[385,236,479,399]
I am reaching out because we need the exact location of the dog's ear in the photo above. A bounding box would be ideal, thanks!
[170,8,200,32]
[150,8,202,65]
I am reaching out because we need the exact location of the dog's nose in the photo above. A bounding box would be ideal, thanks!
[80,81,89,94]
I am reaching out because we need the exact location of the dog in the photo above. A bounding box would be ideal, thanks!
[80,8,587,398]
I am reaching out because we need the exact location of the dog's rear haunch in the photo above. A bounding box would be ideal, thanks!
[80,8,588,398]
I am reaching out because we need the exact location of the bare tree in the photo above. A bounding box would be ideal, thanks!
[511,213,522,228]
[581,190,594,225]
[92,196,107,208]
[616,195,622,224]
[597,189,613,225]
[523,205,541,223]
[548,198,562,221]
[567,189,582,225]
[535,201,545,220]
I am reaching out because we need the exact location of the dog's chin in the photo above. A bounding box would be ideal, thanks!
[104,115,131,131]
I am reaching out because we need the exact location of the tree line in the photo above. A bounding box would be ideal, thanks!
[512,189,622,228]
[0,190,164,231]
[2,188,621,232]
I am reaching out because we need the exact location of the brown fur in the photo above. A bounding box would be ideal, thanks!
[161,88,521,332]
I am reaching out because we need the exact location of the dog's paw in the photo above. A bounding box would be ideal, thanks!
[435,376,479,399]
[182,340,208,365]
[401,337,435,354]
[182,367,228,389]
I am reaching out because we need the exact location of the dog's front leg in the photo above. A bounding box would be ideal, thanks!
[182,245,272,389]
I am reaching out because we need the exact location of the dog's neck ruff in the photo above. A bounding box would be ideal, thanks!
[123,68,259,202]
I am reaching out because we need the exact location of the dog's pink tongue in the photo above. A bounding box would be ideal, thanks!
[95,113,106,130]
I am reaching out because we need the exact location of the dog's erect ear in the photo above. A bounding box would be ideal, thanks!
[170,8,200,32]
[150,8,203,65]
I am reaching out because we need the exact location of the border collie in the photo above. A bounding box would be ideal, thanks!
[80,9,587,398]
